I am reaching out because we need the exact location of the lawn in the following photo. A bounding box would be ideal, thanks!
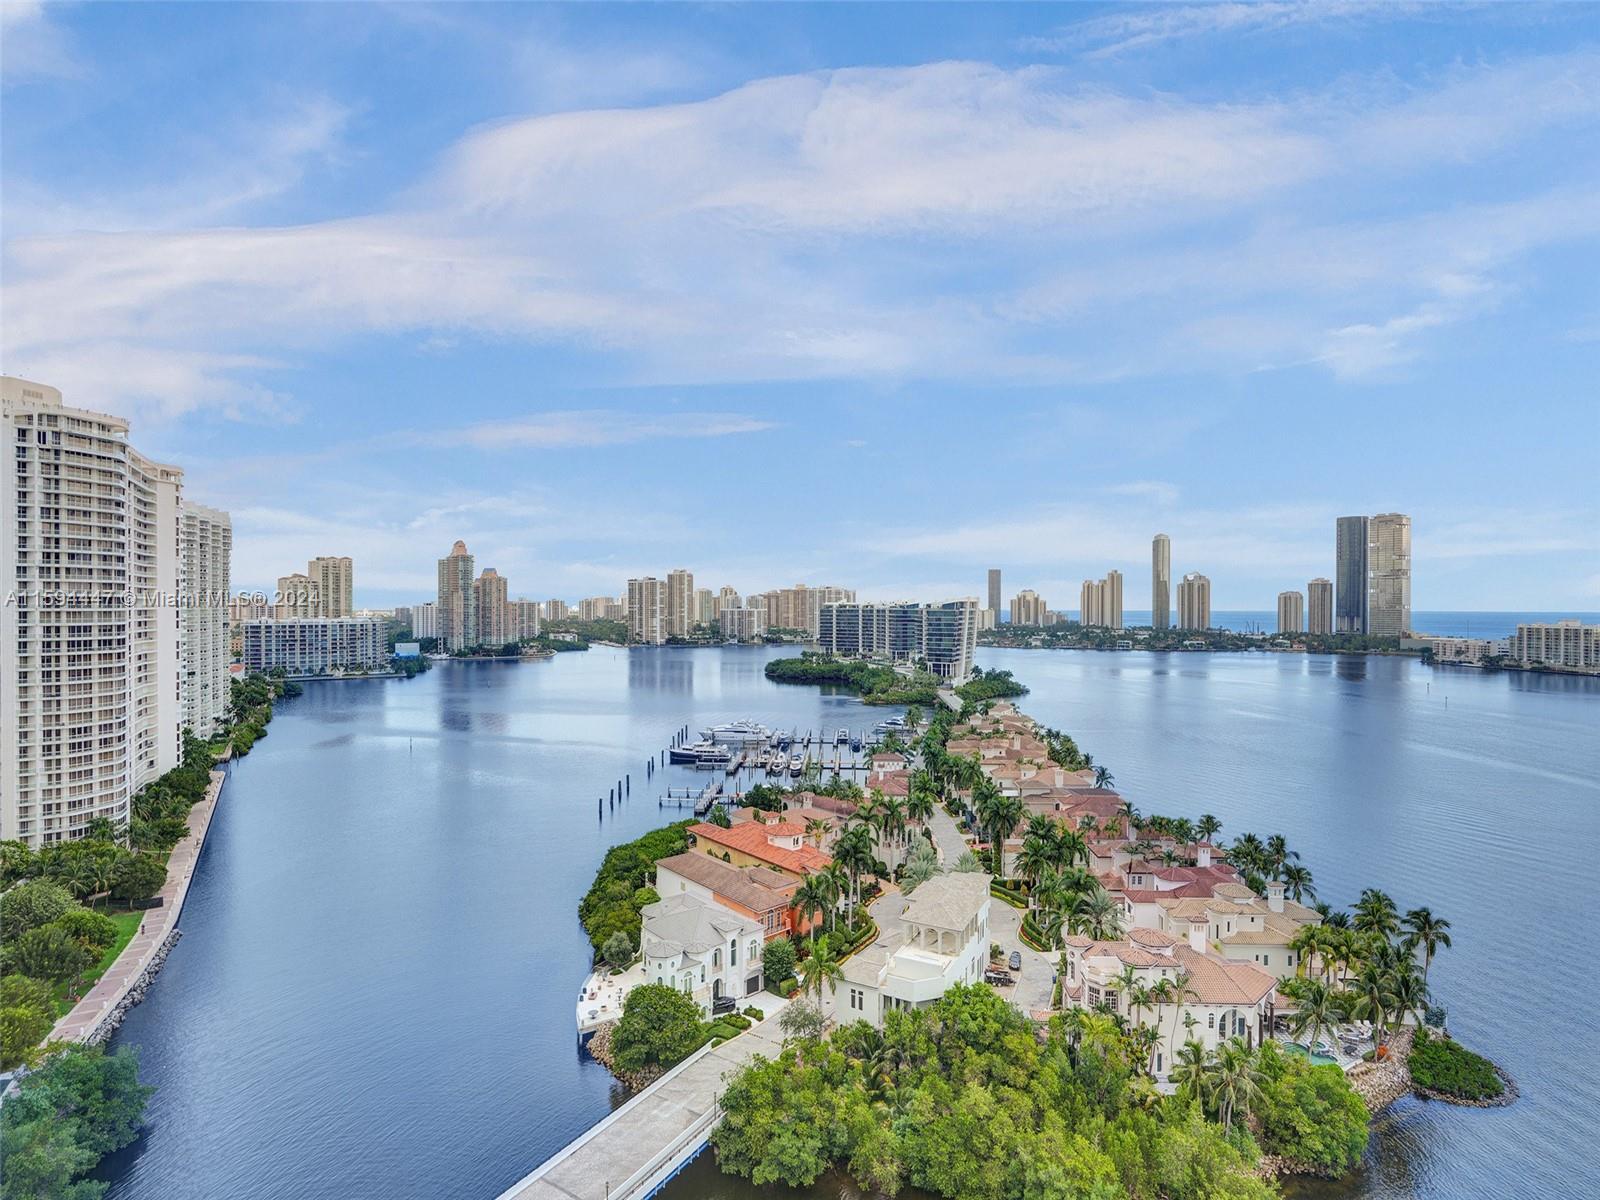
[53,908,146,1017]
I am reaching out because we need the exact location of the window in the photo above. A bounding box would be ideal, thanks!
[730,939,738,967]
[849,988,865,1011]
[1207,1013,1215,1029]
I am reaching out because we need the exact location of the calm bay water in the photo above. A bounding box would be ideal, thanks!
[102,645,1598,1200]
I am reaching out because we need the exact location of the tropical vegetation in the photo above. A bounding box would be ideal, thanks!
[1408,1029,1503,1101]
[576,821,691,956]
[764,653,942,705]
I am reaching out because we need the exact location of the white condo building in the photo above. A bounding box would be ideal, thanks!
[1276,590,1304,635]
[181,501,233,736]
[628,576,665,645]
[241,618,387,675]
[817,599,979,680]
[2,377,195,846]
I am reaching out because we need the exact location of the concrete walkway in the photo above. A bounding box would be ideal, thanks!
[926,804,971,867]
[497,1013,789,1200]
[50,769,226,1043]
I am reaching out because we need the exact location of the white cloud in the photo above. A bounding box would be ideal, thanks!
[1022,2,1434,60]
[0,0,84,83]
[4,54,1598,414]
[428,411,777,450]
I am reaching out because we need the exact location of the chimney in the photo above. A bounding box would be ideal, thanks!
[1267,882,1285,913]
[1197,844,1212,868]
[1188,917,1208,955]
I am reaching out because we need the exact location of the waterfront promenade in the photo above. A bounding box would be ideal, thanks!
[50,768,226,1044]
[496,1013,787,1200]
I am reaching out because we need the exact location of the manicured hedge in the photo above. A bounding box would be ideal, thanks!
[1410,1030,1503,1100]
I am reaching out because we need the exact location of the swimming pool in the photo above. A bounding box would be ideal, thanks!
[1284,1041,1341,1067]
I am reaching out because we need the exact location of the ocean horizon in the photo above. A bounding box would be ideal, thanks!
[1022,610,1599,638]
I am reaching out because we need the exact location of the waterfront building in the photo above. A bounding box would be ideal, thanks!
[694,587,717,626]
[987,568,1002,623]
[276,572,318,619]
[474,568,509,646]
[1059,921,1277,1076]
[577,596,610,621]
[410,601,439,639]
[1105,570,1124,630]
[1152,534,1171,630]
[720,604,765,642]
[686,818,831,881]
[627,577,665,645]
[1277,590,1304,634]
[1508,621,1599,671]
[1307,578,1333,635]
[1011,589,1047,627]
[393,605,412,630]
[665,568,695,638]
[1123,880,1321,982]
[766,583,855,636]
[1368,513,1412,637]
[1177,572,1211,631]
[827,872,992,1028]
[241,617,386,675]
[308,555,353,618]
[181,501,232,736]
[436,541,476,651]
[653,851,807,940]
[717,585,741,612]
[543,599,569,622]
[640,893,767,1011]
[817,599,978,680]
[977,607,996,631]
[2,377,191,846]
[1335,516,1369,633]
[923,598,979,680]
[1079,579,1103,627]
[1416,635,1507,665]
[509,599,541,641]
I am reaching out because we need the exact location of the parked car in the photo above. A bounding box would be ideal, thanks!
[1008,951,1022,971]
[983,968,1014,986]
[711,995,736,1015]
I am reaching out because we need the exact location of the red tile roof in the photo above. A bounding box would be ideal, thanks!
[688,821,832,875]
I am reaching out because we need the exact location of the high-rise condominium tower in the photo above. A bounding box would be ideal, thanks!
[1152,535,1171,630]
[1011,590,1046,626]
[1307,578,1333,635]
[987,569,1002,619]
[309,555,354,617]
[3,377,191,847]
[1335,516,1369,633]
[1277,591,1304,634]
[437,540,477,651]
[1177,573,1211,631]
[475,568,509,646]
[1104,570,1123,631]
[1367,513,1412,637]
[665,568,695,638]
[628,577,665,644]
[182,501,233,736]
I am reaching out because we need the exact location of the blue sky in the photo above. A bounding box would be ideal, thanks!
[4,2,1597,610]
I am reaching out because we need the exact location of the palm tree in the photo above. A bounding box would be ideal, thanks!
[1289,925,1327,982]
[1389,963,1429,1031]
[1350,960,1398,1051]
[805,818,831,848]
[1402,907,1451,989]
[1285,977,1341,1054]
[1170,1039,1208,1101]
[906,775,936,827]
[1111,964,1139,1019]
[877,795,908,868]
[798,938,844,1005]
[1227,832,1267,877]
[982,792,1023,879]
[835,824,875,924]
[790,875,831,941]
[1264,834,1298,881]
[1093,764,1115,790]
[1077,887,1125,941]
[1354,888,1400,944]
[1196,813,1222,843]
[1280,863,1316,903]
[1060,829,1090,869]
[1165,969,1194,1053]
[1206,1037,1265,1132]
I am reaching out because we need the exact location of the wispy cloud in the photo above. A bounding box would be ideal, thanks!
[1021,2,1431,59]
[426,411,778,450]
[1,0,84,84]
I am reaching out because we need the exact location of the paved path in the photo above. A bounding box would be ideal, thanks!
[497,1014,788,1200]
[50,769,226,1043]
[987,895,1057,1018]
[925,804,971,867]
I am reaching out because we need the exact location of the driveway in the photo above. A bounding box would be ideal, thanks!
[987,897,1056,1018]
[926,804,971,866]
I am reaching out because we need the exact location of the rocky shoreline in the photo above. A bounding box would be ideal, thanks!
[584,1021,663,1091]
[82,928,183,1046]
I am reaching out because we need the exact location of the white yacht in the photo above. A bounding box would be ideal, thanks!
[702,720,771,745]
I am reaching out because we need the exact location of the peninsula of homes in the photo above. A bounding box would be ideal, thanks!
[581,699,1332,1087]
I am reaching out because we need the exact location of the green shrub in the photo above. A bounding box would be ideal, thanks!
[760,937,797,985]
[743,1005,764,1019]
[723,1013,752,1030]
[769,975,798,997]
[611,983,707,1075]
[1409,1030,1503,1100]
[1254,1042,1370,1171]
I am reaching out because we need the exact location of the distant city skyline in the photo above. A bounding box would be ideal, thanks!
[5,7,1596,611]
